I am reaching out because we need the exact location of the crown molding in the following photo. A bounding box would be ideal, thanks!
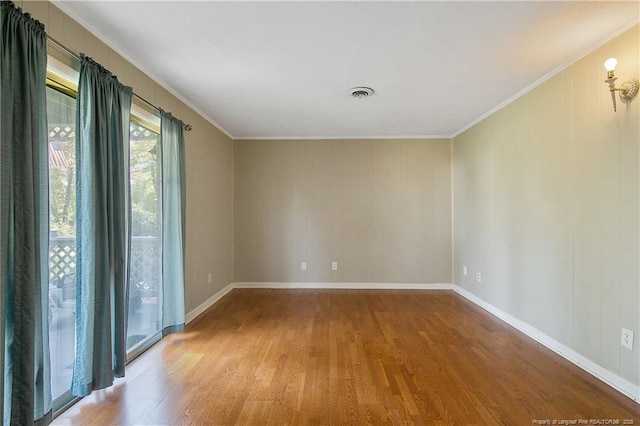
[51,0,234,140]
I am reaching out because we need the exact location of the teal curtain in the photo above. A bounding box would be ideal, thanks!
[0,2,52,424]
[159,110,186,336]
[72,55,132,397]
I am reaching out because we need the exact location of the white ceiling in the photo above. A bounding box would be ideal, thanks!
[54,1,639,139]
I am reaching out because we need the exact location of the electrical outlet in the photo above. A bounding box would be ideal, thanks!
[331,261,338,271]
[476,272,481,282]
[621,327,634,350]
[463,266,468,276]
[207,273,212,284]
[301,262,307,271]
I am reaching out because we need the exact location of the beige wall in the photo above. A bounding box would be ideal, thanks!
[19,1,235,314]
[234,139,452,283]
[453,25,640,385]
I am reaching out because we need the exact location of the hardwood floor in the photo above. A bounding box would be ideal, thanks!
[53,289,640,425]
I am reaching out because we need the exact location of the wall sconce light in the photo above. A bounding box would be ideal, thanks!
[603,57,638,112]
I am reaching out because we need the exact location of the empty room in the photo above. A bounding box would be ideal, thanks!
[2,0,640,424]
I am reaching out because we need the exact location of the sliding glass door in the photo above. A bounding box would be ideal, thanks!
[47,87,163,405]
[127,123,162,355]
[46,85,77,401]
[46,42,165,408]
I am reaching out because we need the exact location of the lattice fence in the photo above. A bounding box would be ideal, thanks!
[130,237,160,285]
[49,236,160,285]
[49,237,76,283]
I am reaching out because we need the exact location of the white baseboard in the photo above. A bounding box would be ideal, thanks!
[452,285,640,403]
[185,283,234,324]
[233,282,453,290]
[185,282,450,324]
[185,281,639,404]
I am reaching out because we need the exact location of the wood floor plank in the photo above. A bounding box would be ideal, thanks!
[54,289,640,425]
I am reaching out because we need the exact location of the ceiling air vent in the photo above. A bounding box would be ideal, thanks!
[349,87,374,99]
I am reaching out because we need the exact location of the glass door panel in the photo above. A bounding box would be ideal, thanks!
[46,86,77,400]
[127,124,162,354]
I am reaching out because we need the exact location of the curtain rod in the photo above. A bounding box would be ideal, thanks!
[47,35,192,132]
